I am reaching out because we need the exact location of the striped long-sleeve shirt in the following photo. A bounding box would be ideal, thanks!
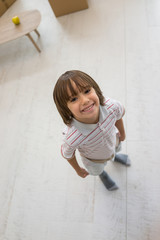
[61,97,124,160]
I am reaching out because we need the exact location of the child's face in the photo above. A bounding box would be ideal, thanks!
[67,81,100,124]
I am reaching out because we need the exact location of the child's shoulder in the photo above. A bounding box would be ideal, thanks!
[102,96,123,113]
[62,124,82,145]
[103,96,116,109]
[103,96,122,108]
[62,125,76,137]
[103,96,111,105]
[102,96,124,118]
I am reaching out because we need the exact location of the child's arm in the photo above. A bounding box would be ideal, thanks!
[67,155,89,178]
[115,108,126,141]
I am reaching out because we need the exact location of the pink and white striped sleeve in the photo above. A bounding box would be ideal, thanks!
[109,98,125,120]
[105,98,125,120]
[61,141,76,160]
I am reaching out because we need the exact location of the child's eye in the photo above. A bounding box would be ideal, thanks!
[84,89,91,94]
[70,97,77,102]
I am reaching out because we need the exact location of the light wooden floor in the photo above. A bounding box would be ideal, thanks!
[0,0,160,239]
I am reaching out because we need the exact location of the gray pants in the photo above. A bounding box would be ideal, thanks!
[81,137,122,176]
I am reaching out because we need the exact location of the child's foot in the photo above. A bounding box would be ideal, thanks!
[114,153,131,166]
[99,171,118,191]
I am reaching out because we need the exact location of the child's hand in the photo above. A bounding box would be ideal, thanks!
[77,168,89,178]
[119,132,126,141]
[117,131,126,142]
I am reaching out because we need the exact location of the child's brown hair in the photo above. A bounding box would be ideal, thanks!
[53,70,105,125]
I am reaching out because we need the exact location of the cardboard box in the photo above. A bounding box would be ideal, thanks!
[0,0,16,17]
[4,0,16,8]
[48,0,88,17]
[0,1,7,16]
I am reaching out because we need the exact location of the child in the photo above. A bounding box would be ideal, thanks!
[53,70,131,191]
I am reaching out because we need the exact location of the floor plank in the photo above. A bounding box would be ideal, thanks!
[0,0,160,239]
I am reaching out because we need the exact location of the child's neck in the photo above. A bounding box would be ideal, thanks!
[74,115,99,124]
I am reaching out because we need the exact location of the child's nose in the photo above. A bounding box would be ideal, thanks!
[80,94,89,105]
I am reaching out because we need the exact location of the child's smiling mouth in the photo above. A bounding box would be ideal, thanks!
[81,103,95,112]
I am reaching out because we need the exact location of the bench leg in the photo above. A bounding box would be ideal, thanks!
[26,33,41,53]
[34,29,40,37]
